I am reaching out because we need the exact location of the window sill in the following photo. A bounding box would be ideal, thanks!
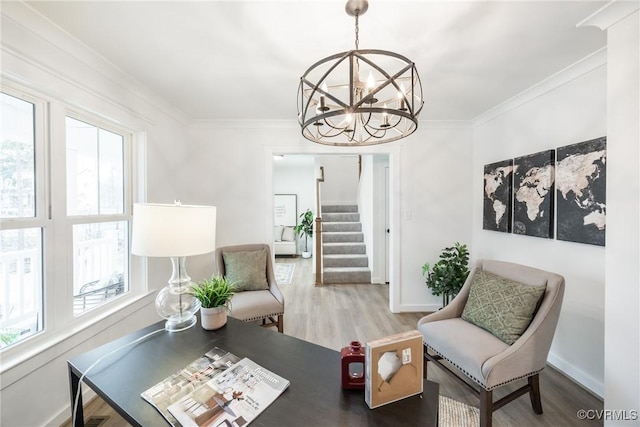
[0,290,156,388]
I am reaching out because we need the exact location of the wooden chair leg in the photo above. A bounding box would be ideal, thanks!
[277,315,284,333]
[529,373,543,414]
[480,388,493,427]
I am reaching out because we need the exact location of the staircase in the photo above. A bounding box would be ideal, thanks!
[321,205,371,284]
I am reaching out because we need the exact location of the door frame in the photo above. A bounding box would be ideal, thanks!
[264,145,402,313]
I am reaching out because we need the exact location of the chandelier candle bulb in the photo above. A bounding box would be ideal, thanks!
[398,84,407,110]
[319,82,329,112]
[366,72,378,104]
[382,104,390,127]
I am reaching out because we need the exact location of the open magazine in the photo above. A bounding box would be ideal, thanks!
[167,357,290,427]
[141,347,241,426]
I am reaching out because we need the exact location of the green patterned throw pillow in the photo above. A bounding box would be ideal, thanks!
[222,249,269,292]
[461,269,546,345]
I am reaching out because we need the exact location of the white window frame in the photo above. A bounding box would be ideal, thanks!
[0,85,49,347]
[0,82,146,370]
[60,111,134,320]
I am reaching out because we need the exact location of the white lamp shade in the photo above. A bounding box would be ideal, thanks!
[131,203,217,257]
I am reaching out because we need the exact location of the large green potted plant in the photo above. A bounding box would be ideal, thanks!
[294,209,314,259]
[421,242,470,307]
[191,275,235,330]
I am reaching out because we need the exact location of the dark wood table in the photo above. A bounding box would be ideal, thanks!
[68,316,439,426]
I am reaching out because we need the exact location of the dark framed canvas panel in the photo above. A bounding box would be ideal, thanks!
[513,149,555,238]
[556,136,606,246]
[483,159,514,233]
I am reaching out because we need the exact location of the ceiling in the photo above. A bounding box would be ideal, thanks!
[25,1,608,122]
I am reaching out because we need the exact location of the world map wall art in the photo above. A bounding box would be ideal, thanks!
[483,159,513,233]
[556,137,606,246]
[513,150,555,238]
[482,136,606,247]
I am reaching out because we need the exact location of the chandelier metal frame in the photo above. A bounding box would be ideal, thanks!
[298,0,423,146]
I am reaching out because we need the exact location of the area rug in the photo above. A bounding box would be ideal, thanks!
[275,263,295,285]
[439,395,480,427]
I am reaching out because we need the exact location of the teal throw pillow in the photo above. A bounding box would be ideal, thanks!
[461,269,546,345]
[222,249,269,292]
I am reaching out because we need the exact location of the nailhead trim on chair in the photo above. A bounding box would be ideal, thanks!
[425,343,543,391]
[240,312,284,323]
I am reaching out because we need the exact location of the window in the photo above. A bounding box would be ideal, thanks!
[66,117,129,316]
[0,92,43,348]
[66,117,124,216]
[0,87,136,351]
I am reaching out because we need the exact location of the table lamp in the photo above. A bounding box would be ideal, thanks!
[131,202,217,332]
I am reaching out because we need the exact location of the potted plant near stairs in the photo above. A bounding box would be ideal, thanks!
[295,209,314,259]
[421,242,470,307]
[191,275,234,330]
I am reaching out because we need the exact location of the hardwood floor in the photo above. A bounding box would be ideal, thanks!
[62,257,603,427]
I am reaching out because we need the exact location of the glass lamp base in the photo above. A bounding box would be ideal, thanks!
[164,314,197,332]
[155,283,201,333]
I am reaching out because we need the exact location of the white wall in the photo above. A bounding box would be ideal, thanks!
[400,123,474,311]
[186,122,473,313]
[472,53,607,396]
[318,155,360,205]
[0,4,189,426]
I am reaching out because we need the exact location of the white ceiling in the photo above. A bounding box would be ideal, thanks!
[26,1,608,121]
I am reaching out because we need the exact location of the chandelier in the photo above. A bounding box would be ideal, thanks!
[298,0,423,146]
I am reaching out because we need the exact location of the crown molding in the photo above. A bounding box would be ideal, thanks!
[472,48,607,127]
[1,46,160,129]
[577,0,640,30]
[1,2,191,128]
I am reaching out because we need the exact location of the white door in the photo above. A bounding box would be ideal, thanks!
[385,166,390,284]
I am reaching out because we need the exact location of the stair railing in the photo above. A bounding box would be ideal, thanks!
[315,166,324,286]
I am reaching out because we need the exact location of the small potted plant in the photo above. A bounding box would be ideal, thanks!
[191,275,235,330]
[294,209,314,259]
[422,242,470,307]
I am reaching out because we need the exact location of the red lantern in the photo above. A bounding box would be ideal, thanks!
[341,341,365,389]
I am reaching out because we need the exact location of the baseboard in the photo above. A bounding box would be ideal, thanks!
[48,387,97,427]
[370,275,385,285]
[547,352,604,398]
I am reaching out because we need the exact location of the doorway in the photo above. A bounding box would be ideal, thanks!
[268,149,400,312]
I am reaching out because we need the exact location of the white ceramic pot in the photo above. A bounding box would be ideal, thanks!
[200,306,228,330]
[302,251,312,259]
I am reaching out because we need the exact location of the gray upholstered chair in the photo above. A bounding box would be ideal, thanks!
[215,244,284,333]
[417,259,565,427]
